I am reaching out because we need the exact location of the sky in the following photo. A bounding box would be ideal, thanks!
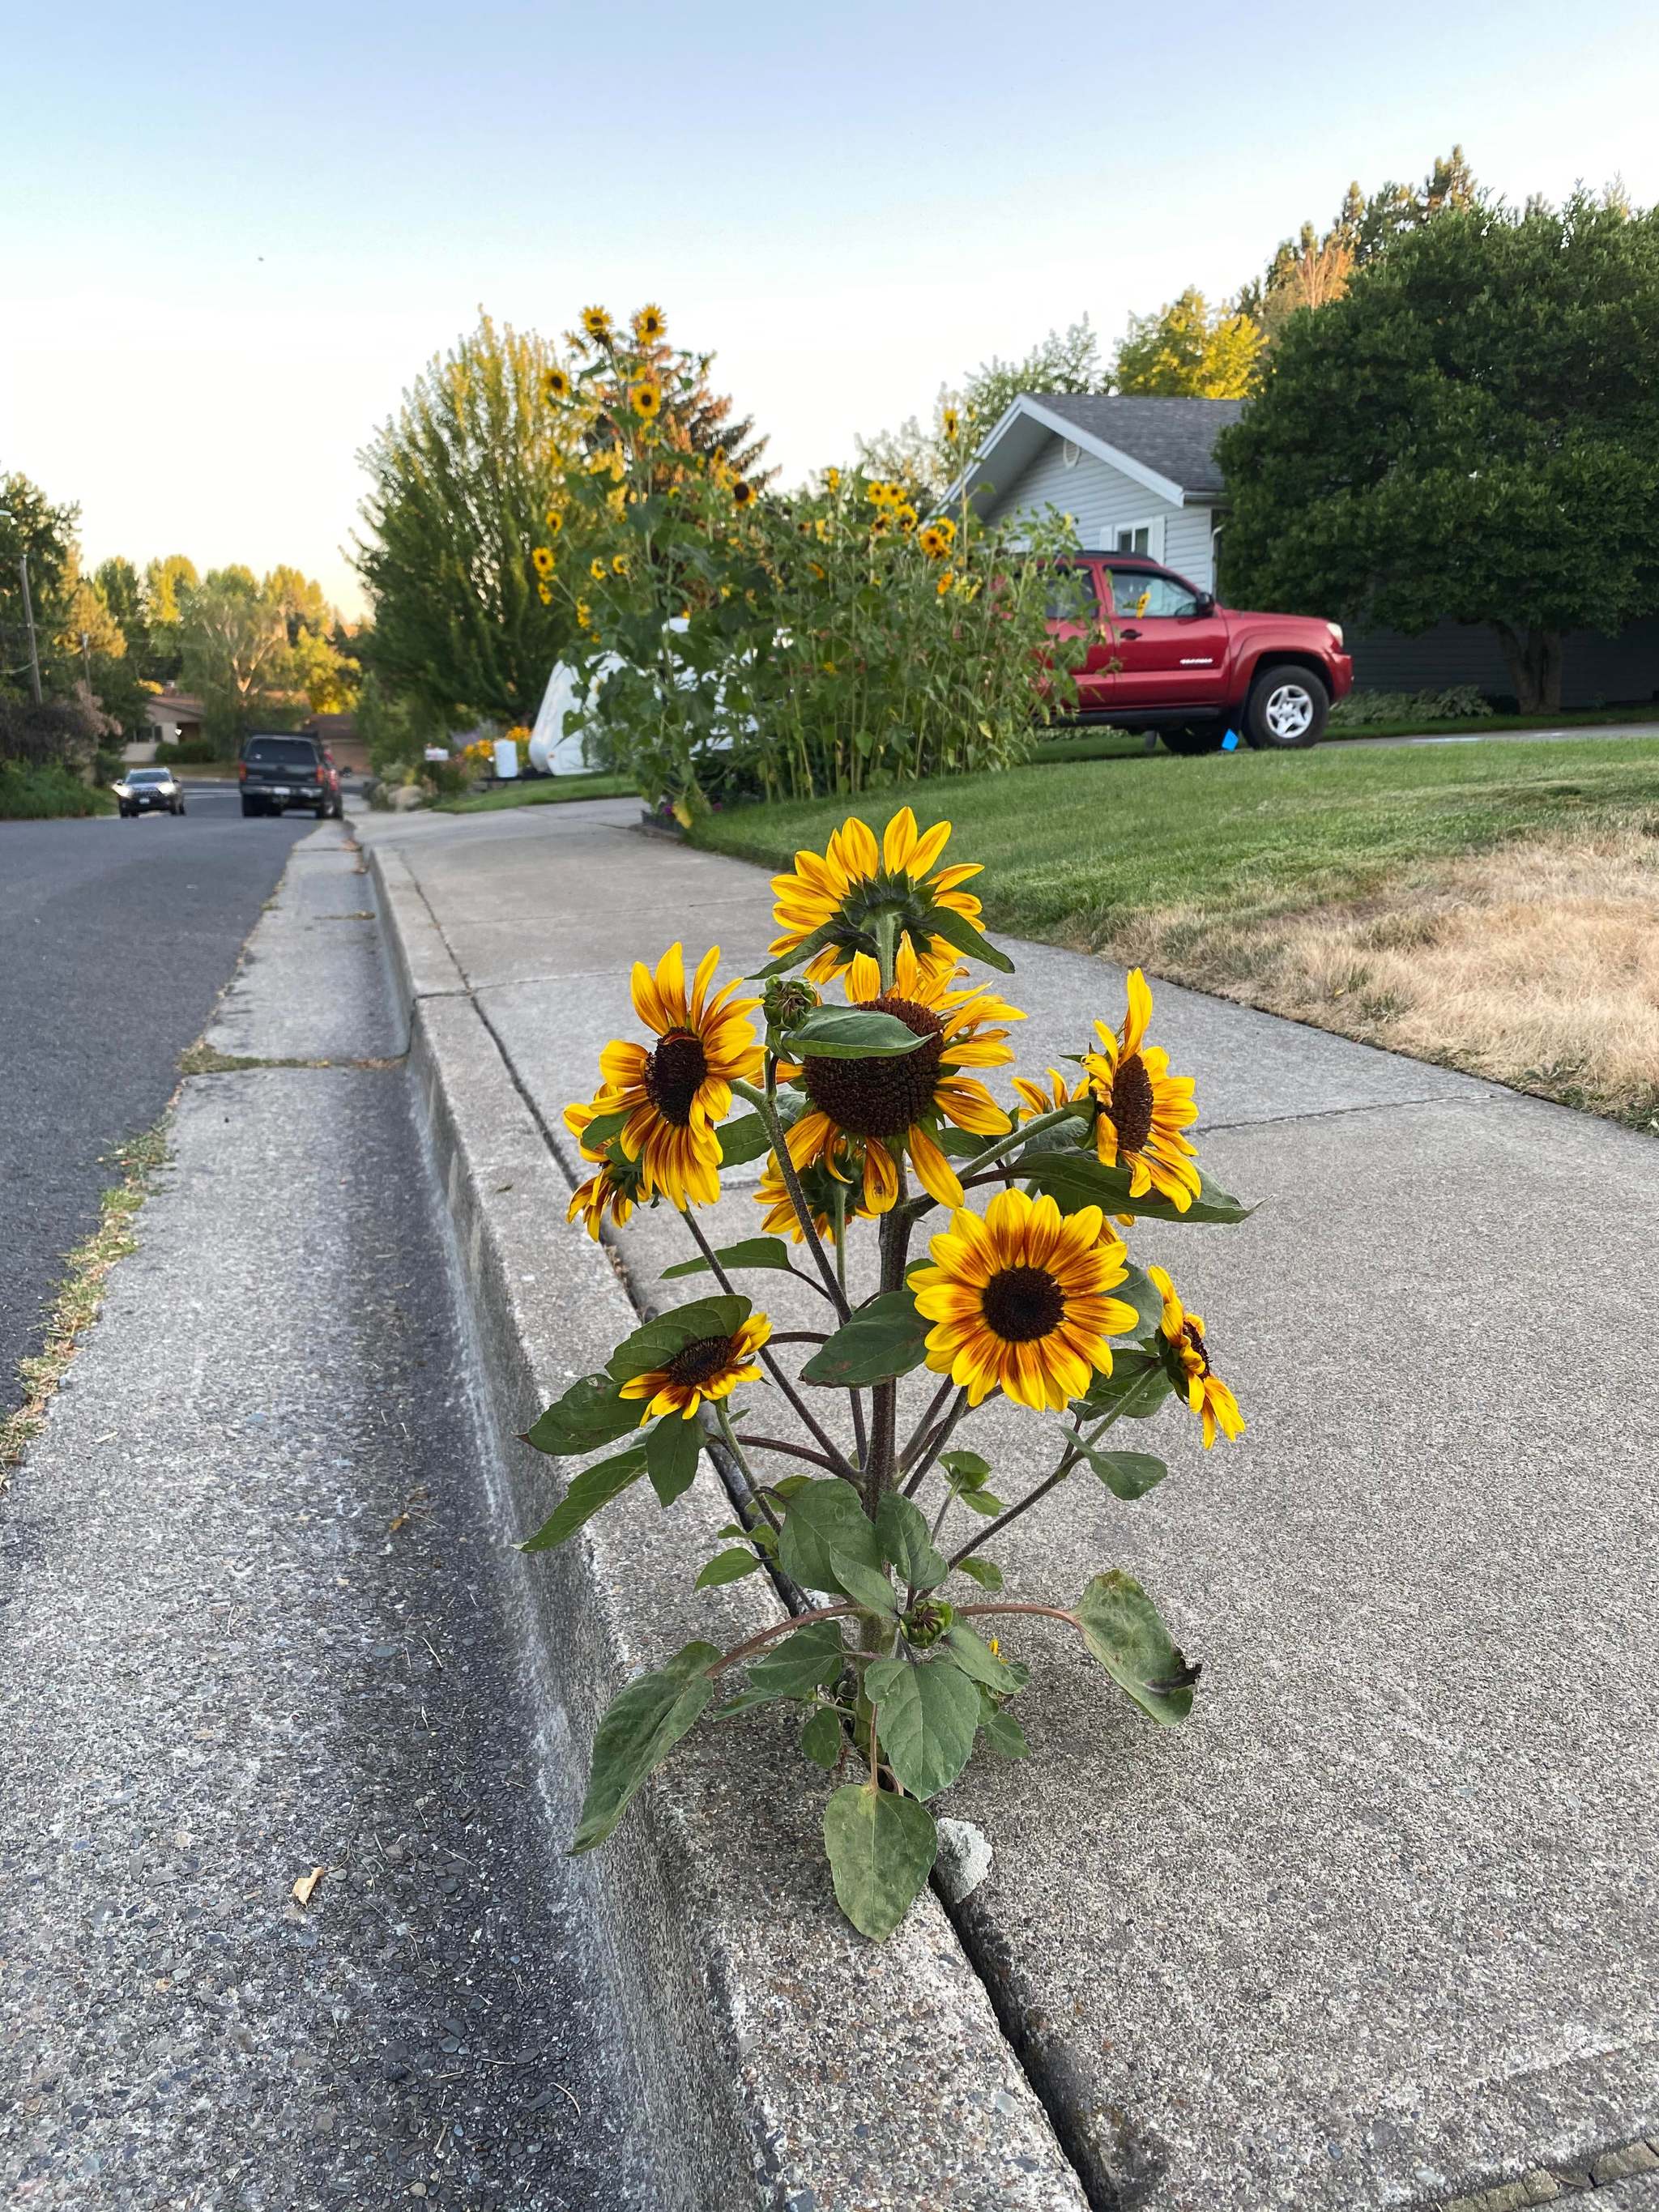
[4,0,1658,619]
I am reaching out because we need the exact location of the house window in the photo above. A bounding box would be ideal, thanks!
[1112,517,1166,560]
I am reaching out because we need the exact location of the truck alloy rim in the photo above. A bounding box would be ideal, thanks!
[1265,683,1314,739]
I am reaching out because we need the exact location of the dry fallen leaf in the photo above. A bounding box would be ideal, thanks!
[292,1866,325,1907]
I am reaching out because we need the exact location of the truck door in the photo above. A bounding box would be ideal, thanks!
[1046,561,1115,714]
[1105,565,1230,710]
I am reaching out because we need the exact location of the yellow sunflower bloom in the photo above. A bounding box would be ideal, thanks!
[531,544,554,578]
[562,1099,649,1239]
[780,940,1021,1216]
[1149,1266,1245,1447]
[633,303,667,342]
[1011,1067,1093,1122]
[587,944,763,1208]
[542,365,573,403]
[825,466,842,492]
[934,516,957,545]
[575,599,592,630]
[620,1314,772,1422]
[731,479,755,509]
[544,509,564,535]
[611,552,629,576]
[767,804,990,983]
[1080,970,1201,1211]
[537,582,552,605]
[911,1188,1139,1410]
[754,1146,875,1243]
[581,305,613,343]
[590,557,608,582]
[942,405,961,442]
[893,504,919,534]
[629,378,663,421]
[919,525,950,560]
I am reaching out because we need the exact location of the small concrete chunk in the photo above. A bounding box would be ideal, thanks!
[1592,2142,1659,2186]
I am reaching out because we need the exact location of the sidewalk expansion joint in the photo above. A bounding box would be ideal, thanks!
[1197,1090,1496,1137]
[1430,2131,1659,2210]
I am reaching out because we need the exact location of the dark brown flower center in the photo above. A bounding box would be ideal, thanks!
[664,1333,738,1389]
[645,1029,709,1127]
[1111,1053,1155,1153]
[801,994,944,1139]
[981,1264,1065,1344]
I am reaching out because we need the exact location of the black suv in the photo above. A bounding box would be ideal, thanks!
[239,733,343,819]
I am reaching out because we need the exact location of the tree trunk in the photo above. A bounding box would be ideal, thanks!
[1491,623,1564,713]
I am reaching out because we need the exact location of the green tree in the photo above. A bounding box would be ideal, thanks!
[179,570,297,747]
[1217,191,1659,710]
[858,319,1106,504]
[1112,288,1263,398]
[142,553,200,681]
[0,471,78,703]
[93,556,147,661]
[353,312,576,727]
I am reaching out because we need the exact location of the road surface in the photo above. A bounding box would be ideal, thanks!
[0,786,309,1409]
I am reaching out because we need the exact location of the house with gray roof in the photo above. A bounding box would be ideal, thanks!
[953,394,1659,708]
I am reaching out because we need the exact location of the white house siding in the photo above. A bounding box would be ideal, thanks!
[979,443,1218,586]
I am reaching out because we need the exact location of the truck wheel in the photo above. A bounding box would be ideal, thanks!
[241,798,261,818]
[1245,665,1328,749]
[1160,726,1226,757]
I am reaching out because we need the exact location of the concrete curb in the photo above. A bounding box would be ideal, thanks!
[366,843,1092,2212]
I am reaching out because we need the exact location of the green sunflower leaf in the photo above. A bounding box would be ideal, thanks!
[519,1443,647,1552]
[919,899,1016,974]
[748,917,850,982]
[776,1477,884,1594]
[945,1622,1026,1693]
[1077,1444,1169,1501]
[714,1115,774,1168]
[748,1617,850,1699]
[576,1104,632,1150]
[788,1007,929,1059]
[830,1549,900,1617]
[1074,1570,1201,1727]
[606,1295,752,1386]
[1022,1150,1250,1225]
[953,1485,1004,1516]
[939,1449,992,1486]
[953,1555,1004,1593]
[521,1372,639,1456]
[800,1704,846,1771]
[1075,1349,1174,1421]
[823,1783,937,1942]
[876,1491,948,1593]
[1113,1263,1170,1339]
[978,1700,1030,1761]
[645,1413,702,1507]
[661,1235,793,1281]
[864,1654,980,1801]
[569,1639,720,1853]
[693,1547,764,1589]
[799,1290,929,1387]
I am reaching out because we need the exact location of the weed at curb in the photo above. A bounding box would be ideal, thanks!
[1,1120,169,1482]
[177,1042,401,1075]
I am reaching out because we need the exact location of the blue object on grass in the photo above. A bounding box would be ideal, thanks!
[1221,729,1240,752]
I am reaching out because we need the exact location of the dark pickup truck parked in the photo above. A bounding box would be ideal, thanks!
[239,733,343,819]
[1049,553,1354,752]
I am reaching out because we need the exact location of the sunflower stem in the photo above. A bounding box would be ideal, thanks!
[864,1168,914,1511]
[944,1403,1126,1571]
[902,1104,1081,1221]
[898,1375,956,1480]
[735,1077,851,1323]
[830,1185,869,1471]
[712,1400,782,1534]
[872,909,898,993]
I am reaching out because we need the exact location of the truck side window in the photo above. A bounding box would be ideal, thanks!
[1044,568,1098,622]
[1106,569,1200,620]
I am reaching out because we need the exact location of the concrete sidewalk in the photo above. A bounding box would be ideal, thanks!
[360,796,1659,2212]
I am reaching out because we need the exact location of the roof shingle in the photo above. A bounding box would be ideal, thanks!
[1027,394,1245,497]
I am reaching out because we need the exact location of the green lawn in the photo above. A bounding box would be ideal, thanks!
[439,770,637,814]
[689,736,1659,946]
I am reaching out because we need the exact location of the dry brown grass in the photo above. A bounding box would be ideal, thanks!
[1110,827,1659,1131]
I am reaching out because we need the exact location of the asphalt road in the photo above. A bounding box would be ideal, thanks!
[0,786,312,1410]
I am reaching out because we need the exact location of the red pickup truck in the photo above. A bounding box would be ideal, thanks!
[1048,553,1353,752]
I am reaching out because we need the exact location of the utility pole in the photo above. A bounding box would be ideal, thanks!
[19,554,42,705]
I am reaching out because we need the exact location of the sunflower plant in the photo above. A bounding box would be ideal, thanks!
[522,806,1249,1941]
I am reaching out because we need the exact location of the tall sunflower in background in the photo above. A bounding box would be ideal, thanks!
[586,944,761,1208]
[780,941,1020,1213]
[1081,970,1201,1211]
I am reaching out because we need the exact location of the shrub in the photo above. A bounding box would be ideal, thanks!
[164,735,233,765]
[1329,684,1494,728]
[0,761,112,818]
